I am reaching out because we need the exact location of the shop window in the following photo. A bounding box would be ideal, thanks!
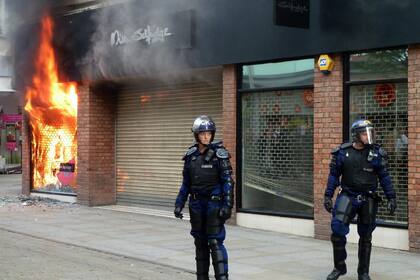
[242,59,314,89]
[347,48,408,226]
[240,58,314,218]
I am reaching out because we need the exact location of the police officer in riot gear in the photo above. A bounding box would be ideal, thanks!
[324,119,397,280]
[174,115,234,280]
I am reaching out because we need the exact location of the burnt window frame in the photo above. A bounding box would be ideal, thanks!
[343,46,408,229]
[236,56,315,220]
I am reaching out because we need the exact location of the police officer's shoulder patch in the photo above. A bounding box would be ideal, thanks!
[216,148,230,159]
[340,142,352,149]
[183,146,198,160]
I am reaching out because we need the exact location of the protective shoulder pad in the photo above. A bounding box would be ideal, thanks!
[340,142,352,149]
[331,145,340,154]
[378,147,387,157]
[183,146,197,160]
[216,148,230,159]
[372,143,381,149]
[213,140,224,148]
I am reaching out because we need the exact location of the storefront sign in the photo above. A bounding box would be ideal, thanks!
[275,0,310,29]
[107,8,193,50]
[2,114,22,124]
[111,25,172,47]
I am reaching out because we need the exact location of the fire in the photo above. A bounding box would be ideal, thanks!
[24,16,78,192]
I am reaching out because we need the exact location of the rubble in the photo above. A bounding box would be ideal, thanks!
[0,194,79,209]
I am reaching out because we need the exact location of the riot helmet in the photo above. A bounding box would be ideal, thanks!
[191,115,216,144]
[351,119,374,145]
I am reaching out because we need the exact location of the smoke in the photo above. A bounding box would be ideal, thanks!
[80,0,199,81]
[6,0,53,36]
[6,0,57,91]
[9,0,218,89]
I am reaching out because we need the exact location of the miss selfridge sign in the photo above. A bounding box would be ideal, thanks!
[110,25,173,47]
[275,0,309,29]
[108,9,193,49]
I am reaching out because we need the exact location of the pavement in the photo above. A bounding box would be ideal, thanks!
[0,174,419,280]
[0,229,193,280]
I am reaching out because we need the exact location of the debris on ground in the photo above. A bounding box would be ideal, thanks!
[0,194,79,209]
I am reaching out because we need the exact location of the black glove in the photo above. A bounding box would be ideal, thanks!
[219,206,232,220]
[387,198,397,215]
[324,196,333,213]
[174,206,183,219]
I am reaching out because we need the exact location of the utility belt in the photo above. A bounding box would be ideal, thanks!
[340,188,382,203]
[190,193,222,201]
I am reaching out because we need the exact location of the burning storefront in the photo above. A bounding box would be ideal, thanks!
[24,16,78,195]
[16,1,226,207]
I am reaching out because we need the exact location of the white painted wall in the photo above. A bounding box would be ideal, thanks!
[236,212,409,251]
[236,212,314,238]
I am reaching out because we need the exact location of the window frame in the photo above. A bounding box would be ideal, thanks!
[343,46,408,229]
[236,57,315,220]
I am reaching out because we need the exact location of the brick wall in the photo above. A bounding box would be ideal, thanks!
[408,45,420,252]
[77,82,117,206]
[223,65,237,225]
[21,111,31,196]
[313,54,343,240]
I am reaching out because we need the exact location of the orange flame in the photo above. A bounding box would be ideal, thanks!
[24,16,78,192]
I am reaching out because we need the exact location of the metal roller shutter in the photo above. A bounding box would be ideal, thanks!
[116,71,223,208]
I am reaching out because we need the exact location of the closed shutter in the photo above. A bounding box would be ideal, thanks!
[116,71,223,208]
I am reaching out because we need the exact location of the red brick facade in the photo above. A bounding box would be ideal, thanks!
[408,45,420,252]
[223,65,237,225]
[313,55,343,240]
[21,112,31,196]
[77,83,117,206]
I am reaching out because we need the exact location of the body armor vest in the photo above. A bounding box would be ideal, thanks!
[189,149,219,193]
[341,147,377,192]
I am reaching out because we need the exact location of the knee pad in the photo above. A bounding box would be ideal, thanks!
[331,218,350,237]
[208,239,225,263]
[208,239,219,250]
[359,235,372,245]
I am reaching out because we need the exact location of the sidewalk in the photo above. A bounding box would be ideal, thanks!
[0,176,419,279]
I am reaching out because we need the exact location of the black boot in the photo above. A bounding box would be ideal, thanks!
[358,236,372,280]
[327,234,347,280]
[209,239,228,280]
[327,268,345,280]
[194,238,210,280]
[358,273,371,280]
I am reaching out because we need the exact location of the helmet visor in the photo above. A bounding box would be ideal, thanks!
[366,127,373,145]
[359,127,375,145]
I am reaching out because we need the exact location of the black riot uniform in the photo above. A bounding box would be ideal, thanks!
[323,120,397,280]
[174,116,234,280]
